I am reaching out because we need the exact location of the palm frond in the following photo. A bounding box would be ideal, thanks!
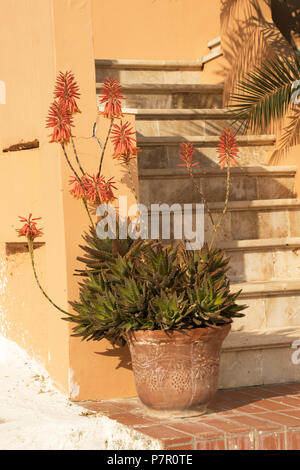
[269,107,300,163]
[230,55,300,133]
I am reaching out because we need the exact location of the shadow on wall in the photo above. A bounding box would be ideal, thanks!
[94,327,300,388]
[95,342,132,371]
[219,0,294,108]
[270,0,300,49]
[217,0,300,168]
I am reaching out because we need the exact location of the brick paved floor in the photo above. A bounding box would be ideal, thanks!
[80,382,300,450]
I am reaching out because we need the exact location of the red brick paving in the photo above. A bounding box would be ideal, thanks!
[79,382,300,450]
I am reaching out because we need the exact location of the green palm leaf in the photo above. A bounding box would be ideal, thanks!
[230,54,300,133]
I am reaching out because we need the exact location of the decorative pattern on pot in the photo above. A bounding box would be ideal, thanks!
[127,324,231,412]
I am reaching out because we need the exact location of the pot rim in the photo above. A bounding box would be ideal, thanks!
[126,323,231,344]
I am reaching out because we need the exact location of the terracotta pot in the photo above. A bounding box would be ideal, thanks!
[126,324,231,414]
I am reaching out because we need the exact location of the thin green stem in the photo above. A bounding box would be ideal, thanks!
[28,240,69,316]
[83,199,95,228]
[71,137,85,176]
[209,161,231,250]
[61,143,81,180]
[126,161,138,203]
[61,143,95,229]
[188,167,215,227]
[97,118,114,177]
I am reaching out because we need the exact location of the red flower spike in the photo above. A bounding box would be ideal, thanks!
[99,78,125,119]
[69,176,89,200]
[54,71,81,115]
[111,121,140,164]
[17,214,43,241]
[177,142,199,169]
[46,101,73,144]
[71,175,116,205]
[217,128,239,169]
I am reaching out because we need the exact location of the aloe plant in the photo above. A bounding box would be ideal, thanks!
[66,229,246,342]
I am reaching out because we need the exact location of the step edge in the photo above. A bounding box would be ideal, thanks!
[207,36,221,49]
[95,58,204,70]
[135,108,235,119]
[98,105,138,114]
[144,199,300,212]
[231,279,300,297]
[207,198,300,210]
[222,326,300,351]
[139,166,296,179]
[96,83,224,93]
[220,237,300,251]
[138,135,276,146]
[201,47,223,65]
[98,106,237,117]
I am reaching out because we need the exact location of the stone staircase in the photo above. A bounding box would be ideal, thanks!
[95,58,300,388]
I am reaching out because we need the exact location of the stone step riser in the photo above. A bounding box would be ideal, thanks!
[136,118,240,137]
[138,144,272,169]
[95,68,203,85]
[97,91,223,109]
[227,247,300,283]
[220,341,300,388]
[207,209,298,244]
[138,205,300,244]
[139,174,295,204]
[203,207,300,243]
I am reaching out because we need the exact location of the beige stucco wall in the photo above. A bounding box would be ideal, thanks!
[0,0,137,399]
[91,0,221,62]
[0,0,70,390]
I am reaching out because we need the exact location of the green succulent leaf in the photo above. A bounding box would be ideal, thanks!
[66,231,247,341]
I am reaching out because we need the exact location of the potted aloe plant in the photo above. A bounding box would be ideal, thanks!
[17,72,246,415]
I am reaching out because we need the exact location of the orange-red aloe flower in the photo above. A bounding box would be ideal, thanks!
[177,142,199,170]
[111,121,139,164]
[46,101,73,144]
[99,78,124,119]
[69,176,89,200]
[17,214,43,241]
[86,174,116,205]
[71,174,116,205]
[217,128,239,169]
[54,71,81,115]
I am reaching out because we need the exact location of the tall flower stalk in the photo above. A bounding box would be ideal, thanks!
[46,74,95,227]
[178,128,240,250]
[111,120,140,202]
[178,143,215,227]
[16,215,69,316]
[97,78,125,176]
[209,128,239,250]
[20,72,140,318]
[97,117,114,176]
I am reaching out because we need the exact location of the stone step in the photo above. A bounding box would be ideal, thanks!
[229,279,300,332]
[207,36,221,51]
[222,237,300,283]
[141,199,300,244]
[139,166,296,203]
[96,83,224,109]
[220,326,300,388]
[138,135,276,169]
[201,44,222,66]
[95,58,203,85]
[135,108,239,136]
[206,199,300,243]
